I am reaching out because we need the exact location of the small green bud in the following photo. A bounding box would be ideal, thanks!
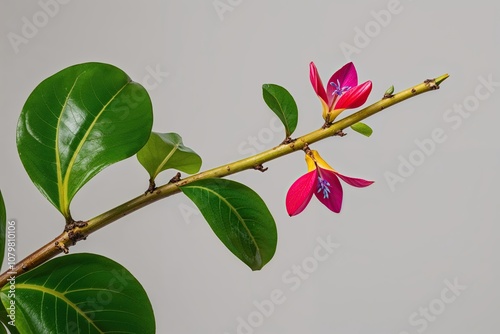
[383,85,394,98]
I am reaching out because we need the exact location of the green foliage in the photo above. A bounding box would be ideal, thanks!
[0,302,20,334]
[137,132,202,181]
[181,179,277,270]
[350,122,373,137]
[262,84,298,138]
[17,62,153,219]
[0,253,155,334]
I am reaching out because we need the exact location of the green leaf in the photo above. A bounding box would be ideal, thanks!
[262,84,298,137]
[180,179,277,271]
[0,192,5,270]
[0,304,20,334]
[137,132,202,181]
[351,122,373,137]
[17,63,153,219]
[0,253,155,334]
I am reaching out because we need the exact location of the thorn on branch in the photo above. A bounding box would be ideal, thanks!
[169,172,182,184]
[424,79,439,90]
[322,122,333,129]
[68,231,87,245]
[302,143,311,154]
[55,241,69,254]
[63,220,88,245]
[64,220,87,232]
[145,178,157,194]
[281,137,294,145]
[334,130,347,137]
[254,164,268,172]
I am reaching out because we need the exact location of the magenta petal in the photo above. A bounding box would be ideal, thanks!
[309,62,328,104]
[286,170,317,216]
[326,62,358,98]
[335,80,372,110]
[315,168,343,213]
[335,172,374,188]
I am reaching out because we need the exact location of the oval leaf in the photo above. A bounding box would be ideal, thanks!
[137,132,202,180]
[0,253,155,334]
[351,122,373,137]
[0,192,5,270]
[180,179,277,270]
[17,63,153,219]
[262,84,298,137]
[0,304,20,334]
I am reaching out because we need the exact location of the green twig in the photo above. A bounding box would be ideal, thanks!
[0,74,449,287]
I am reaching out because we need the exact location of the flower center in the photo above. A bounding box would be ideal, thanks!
[317,176,331,199]
[330,80,351,96]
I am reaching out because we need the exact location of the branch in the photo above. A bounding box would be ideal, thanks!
[0,74,449,287]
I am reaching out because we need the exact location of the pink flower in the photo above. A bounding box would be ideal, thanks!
[286,150,374,216]
[310,62,372,123]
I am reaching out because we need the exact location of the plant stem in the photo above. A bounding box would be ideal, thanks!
[0,74,449,287]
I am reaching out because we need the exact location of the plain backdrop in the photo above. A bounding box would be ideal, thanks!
[1,1,499,333]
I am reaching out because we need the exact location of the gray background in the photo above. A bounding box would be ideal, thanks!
[1,1,499,333]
